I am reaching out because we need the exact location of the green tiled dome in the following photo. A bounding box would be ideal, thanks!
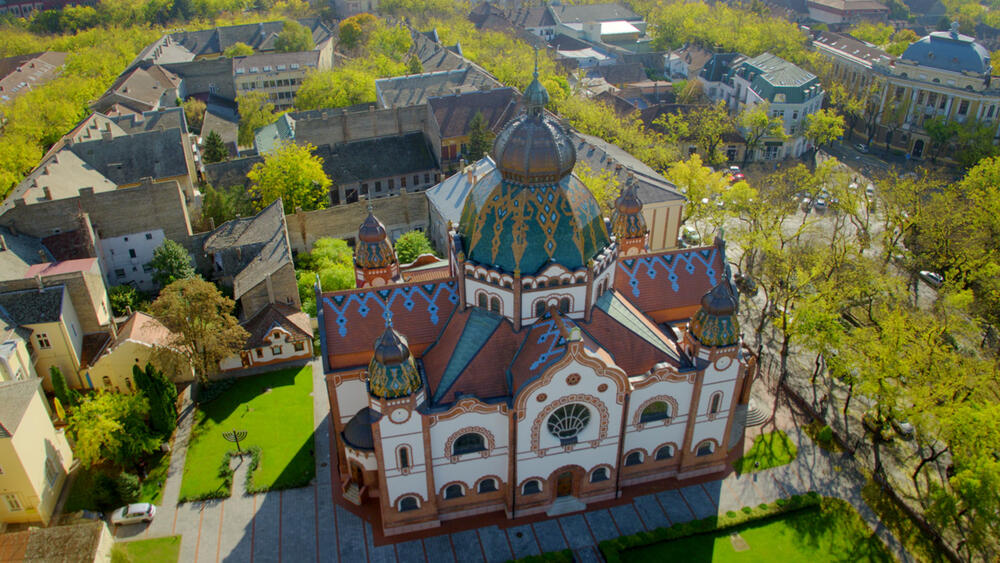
[611,176,647,239]
[368,325,422,399]
[689,275,740,347]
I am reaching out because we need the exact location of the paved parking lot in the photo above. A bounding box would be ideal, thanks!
[112,361,912,562]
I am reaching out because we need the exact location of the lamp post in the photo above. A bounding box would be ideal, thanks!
[222,429,248,454]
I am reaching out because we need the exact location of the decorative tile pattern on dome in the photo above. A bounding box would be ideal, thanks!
[618,247,719,297]
[322,282,459,337]
[368,354,422,399]
[688,309,739,347]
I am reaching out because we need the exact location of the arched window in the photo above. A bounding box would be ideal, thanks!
[444,484,464,499]
[537,280,546,288]
[590,468,609,483]
[478,479,497,493]
[478,293,487,309]
[696,441,715,457]
[547,404,591,445]
[624,452,643,466]
[398,446,410,470]
[399,496,419,511]
[640,401,672,423]
[535,301,547,317]
[656,445,674,461]
[559,298,570,314]
[522,480,541,495]
[453,433,486,455]
[490,297,501,314]
[709,393,722,415]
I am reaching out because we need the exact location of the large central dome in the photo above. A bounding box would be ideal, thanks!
[458,68,610,276]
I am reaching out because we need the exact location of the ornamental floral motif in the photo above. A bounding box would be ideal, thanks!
[530,394,609,452]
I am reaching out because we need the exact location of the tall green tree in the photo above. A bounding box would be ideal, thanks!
[237,91,278,147]
[804,108,845,148]
[202,130,229,164]
[200,184,253,228]
[133,362,177,437]
[150,239,196,288]
[68,392,159,468]
[50,366,77,407]
[150,278,248,382]
[248,141,331,213]
[296,237,355,315]
[108,285,142,317]
[294,66,377,110]
[737,102,787,166]
[466,111,494,161]
[394,230,433,264]
[183,98,206,134]
[274,19,314,52]
[223,42,254,58]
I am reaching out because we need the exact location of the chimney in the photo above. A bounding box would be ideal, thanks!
[101,129,113,141]
[467,164,474,184]
[236,247,242,261]
[35,274,44,292]
[0,235,6,251]
[42,186,52,200]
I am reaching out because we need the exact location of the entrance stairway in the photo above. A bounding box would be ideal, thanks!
[745,399,769,427]
[546,496,586,517]
[343,482,362,506]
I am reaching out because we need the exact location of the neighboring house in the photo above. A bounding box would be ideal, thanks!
[902,0,947,25]
[321,76,754,537]
[665,44,714,80]
[17,258,113,336]
[0,52,66,106]
[375,67,503,109]
[428,87,519,169]
[0,180,196,292]
[330,0,378,18]
[219,303,313,372]
[0,379,74,527]
[0,311,36,383]
[317,133,441,205]
[507,5,558,40]
[134,19,334,66]
[590,62,648,88]
[90,65,184,116]
[702,52,824,160]
[232,50,324,110]
[410,29,468,74]
[0,520,113,561]
[813,24,1000,160]
[806,0,888,24]
[86,312,193,391]
[0,285,85,391]
[203,199,300,320]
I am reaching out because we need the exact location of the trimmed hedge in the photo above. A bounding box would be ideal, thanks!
[599,492,823,563]
[180,446,263,502]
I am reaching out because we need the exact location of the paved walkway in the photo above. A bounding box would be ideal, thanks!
[113,361,914,562]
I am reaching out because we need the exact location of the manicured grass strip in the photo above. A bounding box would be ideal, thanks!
[622,498,891,562]
[139,450,171,506]
[179,366,315,501]
[733,430,797,474]
[111,536,181,563]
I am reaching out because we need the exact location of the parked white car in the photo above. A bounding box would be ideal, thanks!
[919,270,944,288]
[111,503,156,526]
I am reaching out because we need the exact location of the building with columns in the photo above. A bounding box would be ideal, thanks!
[319,70,756,536]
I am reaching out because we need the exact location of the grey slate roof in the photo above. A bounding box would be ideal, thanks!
[700,52,741,82]
[549,3,642,23]
[160,58,237,100]
[410,29,468,73]
[0,379,42,438]
[314,132,439,184]
[110,107,189,136]
[69,128,189,184]
[168,18,332,58]
[0,285,65,325]
[811,30,893,67]
[375,67,502,109]
[0,227,51,282]
[428,87,519,138]
[204,156,262,188]
[342,407,381,451]
[203,199,291,300]
[508,6,555,28]
[591,63,647,85]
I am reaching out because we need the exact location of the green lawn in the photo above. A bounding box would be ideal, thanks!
[733,430,798,474]
[624,499,892,562]
[179,366,315,500]
[111,536,181,563]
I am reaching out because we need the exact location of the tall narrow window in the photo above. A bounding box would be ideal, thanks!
[559,298,570,314]
[490,297,501,313]
[399,447,410,470]
[535,301,546,317]
[709,393,722,415]
[478,293,487,309]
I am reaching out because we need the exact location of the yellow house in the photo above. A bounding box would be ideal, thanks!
[0,379,74,526]
[85,312,193,392]
[0,285,84,392]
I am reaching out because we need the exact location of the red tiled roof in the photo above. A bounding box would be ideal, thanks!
[614,244,723,320]
[24,258,97,278]
[321,279,460,365]
[582,297,681,375]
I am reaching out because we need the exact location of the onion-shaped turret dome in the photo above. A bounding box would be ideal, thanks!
[354,204,398,269]
[611,174,647,240]
[688,267,740,347]
[367,314,422,399]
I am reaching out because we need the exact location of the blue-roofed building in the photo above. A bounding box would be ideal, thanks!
[319,70,757,537]
[812,23,1000,161]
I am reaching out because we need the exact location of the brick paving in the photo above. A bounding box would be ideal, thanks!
[110,359,915,562]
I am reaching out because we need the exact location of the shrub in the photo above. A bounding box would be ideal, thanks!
[759,503,769,510]
[742,506,753,514]
[93,473,119,511]
[116,472,141,504]
[818,424,834,443]
[726,510,738,518]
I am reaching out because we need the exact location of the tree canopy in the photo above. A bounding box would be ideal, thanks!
[296,237,355,314]
[274,19,313,52]
[150,239,196,288]
[247,141,331,213]
[68,392,159,468]
[394,230,433,264]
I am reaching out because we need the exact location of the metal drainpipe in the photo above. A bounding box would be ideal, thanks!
[510,411,518,519]
[614,391,631,499]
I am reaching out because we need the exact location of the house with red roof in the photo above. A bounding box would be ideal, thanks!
[319,71,757,536]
